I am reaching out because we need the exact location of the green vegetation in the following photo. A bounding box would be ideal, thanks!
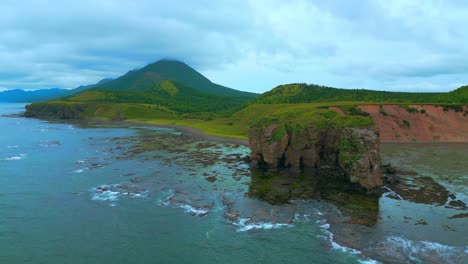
[243,103,374,131]
[439,104,464,112]
[63,81,249,114]
[406,107,419,113]
[447,85,468,104]
[272,124,287,141]
[94,59,257,98]
[158,80,179,96]
[339,135,363,175]
[341,105,370,117]
[252,83,468,105]
[24,59,467,141]
[402,120,411,127]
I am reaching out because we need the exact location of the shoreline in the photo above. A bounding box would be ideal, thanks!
[68,117,250,146]
[145,123,249,146]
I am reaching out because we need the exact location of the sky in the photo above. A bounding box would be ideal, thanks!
[0,0,467,93]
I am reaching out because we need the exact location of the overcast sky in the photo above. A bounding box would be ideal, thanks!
[1,0,467,93]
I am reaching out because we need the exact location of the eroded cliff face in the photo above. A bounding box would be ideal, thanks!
[334,105,468,142]
[249,124,382,189]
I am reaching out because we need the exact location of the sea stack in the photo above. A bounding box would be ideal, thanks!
[248,122,382,190]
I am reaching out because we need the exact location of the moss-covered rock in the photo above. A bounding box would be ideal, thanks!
[248,122,382,190]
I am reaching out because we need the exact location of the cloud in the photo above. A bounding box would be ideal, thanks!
[0,0,467,92]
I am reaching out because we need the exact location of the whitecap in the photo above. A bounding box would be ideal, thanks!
[6,145,19,148]
[158,191,175,206]
[73,168,87,173]
[358,260,380,264]
[3,154,27,161]
[91,189,120,202]
[177,204,209,216]
[159,191,209,216]
[234,218,293,232]
[381,235,468,262]
[382,186,403,200]
[294,213,311,222]
[90,184,147,207]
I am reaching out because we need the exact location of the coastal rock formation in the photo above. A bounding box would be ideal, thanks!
[25,102,87,119]
[248,123,382,189]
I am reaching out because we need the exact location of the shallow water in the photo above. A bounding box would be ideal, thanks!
[0,103,467,263]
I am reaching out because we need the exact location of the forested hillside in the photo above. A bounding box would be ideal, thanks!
[252,83,467,104]
[65,80,251,113]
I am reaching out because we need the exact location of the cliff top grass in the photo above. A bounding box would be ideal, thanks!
[232,103,374,129]
[26,101,374,140]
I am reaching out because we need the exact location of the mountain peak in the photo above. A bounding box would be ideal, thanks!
[94,59,257,97]
[143,59,195,73]
[144,59,191,69]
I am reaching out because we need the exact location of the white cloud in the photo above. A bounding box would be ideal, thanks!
[0,0,467,92]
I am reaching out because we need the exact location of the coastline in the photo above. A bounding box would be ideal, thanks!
[53,117,251,146]
[146,123,249,146]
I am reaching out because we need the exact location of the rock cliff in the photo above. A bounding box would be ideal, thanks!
[248,123,382,189]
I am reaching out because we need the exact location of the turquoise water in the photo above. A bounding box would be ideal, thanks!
[0,103,367,264]
[0,103,467,263]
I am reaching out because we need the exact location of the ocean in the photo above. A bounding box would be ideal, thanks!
[0,103,466,263]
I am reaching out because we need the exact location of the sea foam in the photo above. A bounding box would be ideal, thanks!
[233,218,292,232]
[381,235,468,262]
[159,191,210,216]
[318,218,380,263]
[3,154,27,161]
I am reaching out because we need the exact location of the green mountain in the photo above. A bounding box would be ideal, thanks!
[447,85,468,104]
[252,83,466,104]
[93,59,256,98]
[25,60,259,120]
[60,59,258,114]
[67,80,251,113]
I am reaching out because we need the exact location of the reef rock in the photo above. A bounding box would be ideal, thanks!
[248,123,382,189]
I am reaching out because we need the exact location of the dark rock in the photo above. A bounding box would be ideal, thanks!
[446,200,467,210]
[415,219,428,225]
[390,176,451,206]
[448,213,468,219]
[205,176,217,182]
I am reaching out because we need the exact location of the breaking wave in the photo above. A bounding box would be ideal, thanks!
[3,154,27,161]
[233,218,293,232]
[379,235,468,263]
[159,191,210,217]
[90,184,148,207]
[318,218,380,264]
